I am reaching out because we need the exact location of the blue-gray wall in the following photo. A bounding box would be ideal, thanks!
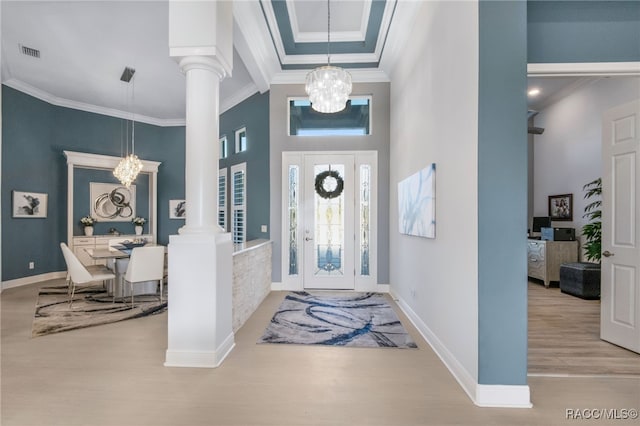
[478,1,528,385]
[219,91,270,241]
[528,0,640,63]
[2,85,186,281]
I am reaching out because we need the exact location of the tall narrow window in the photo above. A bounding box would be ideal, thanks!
[219,136,228,159]
[360,165,371,276]
[235,127,247,153]
[288,165,299,275]
[231,163,246,244]
[218,168,227,231]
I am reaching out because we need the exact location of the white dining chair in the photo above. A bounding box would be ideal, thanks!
[123,246,165,306]
[60,242,116,307]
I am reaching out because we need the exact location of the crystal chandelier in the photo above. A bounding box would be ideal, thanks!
[113,153,143,188]
[113,67,143,187]
[305,0,352,113]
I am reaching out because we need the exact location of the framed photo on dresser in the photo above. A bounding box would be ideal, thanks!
[548,193,573,221]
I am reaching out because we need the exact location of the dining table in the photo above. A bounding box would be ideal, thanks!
[84,244,160,298]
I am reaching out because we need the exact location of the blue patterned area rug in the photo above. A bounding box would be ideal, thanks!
[32,284,166,337]
[258,292,418,349]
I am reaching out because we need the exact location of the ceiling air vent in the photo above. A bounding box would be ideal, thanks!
[20,44,40,58]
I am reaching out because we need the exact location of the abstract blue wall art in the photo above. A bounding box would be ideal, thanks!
[398,164,436,238]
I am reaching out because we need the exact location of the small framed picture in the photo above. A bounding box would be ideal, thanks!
[169,199,186,219]
[548,193,573,221]
[13,190,48,218]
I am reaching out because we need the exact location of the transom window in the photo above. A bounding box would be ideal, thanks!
[220,136,228,159]
[235,127,247,153]
[288,97,371,136]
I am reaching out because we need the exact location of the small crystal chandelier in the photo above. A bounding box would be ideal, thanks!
[113,67,143,187]
[305,0,352,113]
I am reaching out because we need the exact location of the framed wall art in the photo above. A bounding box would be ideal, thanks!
[548,193,573,221]
[169,199,186,219]
[90,182,136,222]
[398,163,436,238]
[13,190,48,218]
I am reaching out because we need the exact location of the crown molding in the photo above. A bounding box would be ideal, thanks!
[527,62,640,76]
[3,79,186,127]
[271,68,390,85]
[220,82,259,114]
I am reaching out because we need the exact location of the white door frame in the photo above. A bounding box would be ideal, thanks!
[281,151,378,292]
[527,63,640,359]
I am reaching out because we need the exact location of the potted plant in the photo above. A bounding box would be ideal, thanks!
[132,216,146,236]
[80,215,97,236]
[582,178,601,263]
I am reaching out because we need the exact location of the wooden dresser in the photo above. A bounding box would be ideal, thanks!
[527,239,578,287]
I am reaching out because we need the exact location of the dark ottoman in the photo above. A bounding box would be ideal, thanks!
[559,262,601,299]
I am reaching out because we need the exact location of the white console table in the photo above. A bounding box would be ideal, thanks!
[72,234,154,266]
[527,239,578,287]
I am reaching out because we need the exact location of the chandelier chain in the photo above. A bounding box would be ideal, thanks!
[327,0,331,65]
[131,74,136,155]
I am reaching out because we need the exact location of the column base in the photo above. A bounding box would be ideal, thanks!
[164,332,235,368]
[165,232,234,369]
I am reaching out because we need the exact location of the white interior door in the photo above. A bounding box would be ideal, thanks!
[601,99,640,354]
[303,154,355,290]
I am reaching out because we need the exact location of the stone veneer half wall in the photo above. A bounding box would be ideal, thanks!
[232,240,272,332]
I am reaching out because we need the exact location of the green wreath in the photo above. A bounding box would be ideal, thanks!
[315,170,344,199]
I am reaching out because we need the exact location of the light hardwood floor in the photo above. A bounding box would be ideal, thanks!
[528,280,640,376]
[2,279,639,426]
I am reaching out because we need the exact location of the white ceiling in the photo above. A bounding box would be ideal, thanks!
[527,76,593,111]
[1,1,585,125]
[1,0,399,125]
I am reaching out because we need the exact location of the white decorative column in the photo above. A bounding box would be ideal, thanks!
[165,1,235,368]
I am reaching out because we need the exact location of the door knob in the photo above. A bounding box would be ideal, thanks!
[602,251,614,257]
[305,236,313,241]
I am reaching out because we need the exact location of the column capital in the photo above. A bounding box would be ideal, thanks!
[178,56,228,81]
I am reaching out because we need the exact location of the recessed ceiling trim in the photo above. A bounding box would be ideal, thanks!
[292,30,368,44]
[261,0,395,69]
[287,0,372,43]
[260,0,288,64]
[3,78,185,127]
[527,62,640,77]
[270,68,390,85]
[233,1,281,92]
[280,52,380,66]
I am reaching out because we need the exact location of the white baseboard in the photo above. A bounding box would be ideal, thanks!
[475,384,532,408]
[164,333,236,368]
[391,290,531,409]
[272,282,391,293]
[1,271,66,292]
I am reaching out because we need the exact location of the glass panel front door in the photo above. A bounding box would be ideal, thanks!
[304,155,355,289]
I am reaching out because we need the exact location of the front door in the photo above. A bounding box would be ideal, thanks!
[601,99,640,354]
[303,154,355,290]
